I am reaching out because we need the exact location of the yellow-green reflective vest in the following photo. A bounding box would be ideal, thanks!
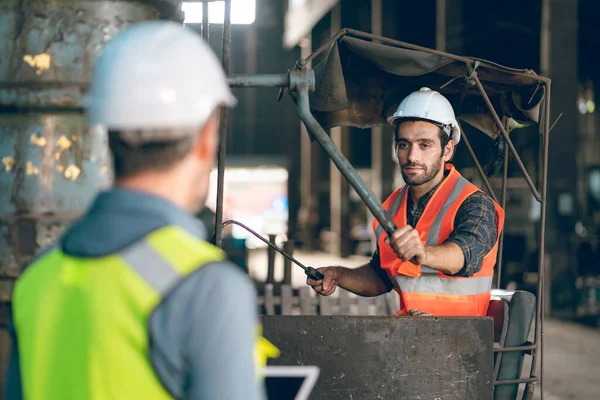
[13,225,279,400]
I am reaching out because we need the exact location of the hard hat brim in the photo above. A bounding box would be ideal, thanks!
[387,115,461,144]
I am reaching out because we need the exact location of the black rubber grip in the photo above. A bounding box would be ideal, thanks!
[305,267,324,281]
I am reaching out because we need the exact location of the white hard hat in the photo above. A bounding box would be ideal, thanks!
[83,20,236,141]
[387,87,460,144]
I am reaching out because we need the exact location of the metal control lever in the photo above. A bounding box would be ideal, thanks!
[219,220,325,281]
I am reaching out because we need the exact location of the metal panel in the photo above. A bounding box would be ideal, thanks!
[0,0,181,271]
[0,0,181,390]
[263,315,494,400]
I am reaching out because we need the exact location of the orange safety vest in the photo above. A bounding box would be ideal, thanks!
[372,164,505,316]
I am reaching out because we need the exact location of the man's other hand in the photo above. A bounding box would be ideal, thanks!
[306,267,340,296]
[385,226,427,264]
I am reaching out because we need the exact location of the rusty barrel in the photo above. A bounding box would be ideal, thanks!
[0,0,182,391]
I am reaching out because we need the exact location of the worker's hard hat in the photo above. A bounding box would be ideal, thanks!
[387,87,460,144]
[83,20,236,142]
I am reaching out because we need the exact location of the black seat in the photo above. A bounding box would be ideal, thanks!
[486,289,536,400]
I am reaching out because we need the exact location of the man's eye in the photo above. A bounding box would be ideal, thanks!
[421,143,431,148]
[397,143,408,149]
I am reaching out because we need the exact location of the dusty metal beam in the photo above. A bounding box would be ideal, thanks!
[227,74,289,87]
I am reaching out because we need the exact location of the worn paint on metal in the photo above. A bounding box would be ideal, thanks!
[2,156,15,172]
[0,0,182,296]
[23,53,51,75]
[0,0,182,110]
[30,133,46,147]
[263,316,494,400]
[0,1,183,391]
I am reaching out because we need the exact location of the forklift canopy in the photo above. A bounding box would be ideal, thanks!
[308,33,547,139]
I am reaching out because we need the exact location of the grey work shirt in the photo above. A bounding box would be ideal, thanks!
[5,188,265,400]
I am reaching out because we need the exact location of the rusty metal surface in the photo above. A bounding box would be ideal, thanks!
[262,315,494,400]
[0,0,183,322]
[0,0,182,109]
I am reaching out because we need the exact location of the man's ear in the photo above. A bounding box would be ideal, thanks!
[193,113,219,162]
[443,140,456,162]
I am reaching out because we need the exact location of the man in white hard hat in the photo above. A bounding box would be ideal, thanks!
[308,88,505,317]
[6,21,276,400]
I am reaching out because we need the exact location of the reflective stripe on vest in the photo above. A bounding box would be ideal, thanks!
[371,164,504,316]
[120,239,182,295]
[395,274,493,295]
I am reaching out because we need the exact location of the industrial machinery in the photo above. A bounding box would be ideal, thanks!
[210,3,551,400]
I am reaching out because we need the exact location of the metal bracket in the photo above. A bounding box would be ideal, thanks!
[289,69,316,92]
[466,60,481,86]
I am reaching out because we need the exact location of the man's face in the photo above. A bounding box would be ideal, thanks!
[395,120,452,186]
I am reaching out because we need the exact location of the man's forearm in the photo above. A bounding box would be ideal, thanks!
[423,242,464,275]
[336,264,391,297]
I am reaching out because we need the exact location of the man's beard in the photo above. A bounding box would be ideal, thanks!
[400,157,443,186]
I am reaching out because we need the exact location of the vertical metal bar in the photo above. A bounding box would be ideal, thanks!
[537,12,550,399]
[328,3,351,257]
[524,82,550,400]
[283,240,294,285]
[202,0,209,41]
[460,131,499,203]
[473,76,541,202]
[370,0,395,252]
[214,0,232,247]
[539,82,550,400]
[436,0,447,52]
[299,36,316,250]
[267,234,277,284]
[245,28,258,153]
[496,132,510,288]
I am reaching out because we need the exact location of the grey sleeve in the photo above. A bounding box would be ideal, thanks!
[149,262,265,400]
[5,313,23,400]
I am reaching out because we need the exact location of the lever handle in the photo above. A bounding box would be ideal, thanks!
[305,267,324,281]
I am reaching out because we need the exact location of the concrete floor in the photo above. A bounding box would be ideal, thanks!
[523,318,600,400]
[247,248,600,400]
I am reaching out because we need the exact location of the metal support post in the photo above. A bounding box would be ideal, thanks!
[369,0,395,253]
[202,0,209,41]
[330,126,352,257]
[214,0,232,247]
[496,132,510,288]
[524,82,550,400]
[283,240,294,285]
[267,234,277,284]
[298,37,319,250]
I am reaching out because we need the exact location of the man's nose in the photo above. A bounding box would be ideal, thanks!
[407,146,420,163]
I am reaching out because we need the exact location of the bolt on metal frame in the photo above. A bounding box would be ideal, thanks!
[205,3,550,398]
